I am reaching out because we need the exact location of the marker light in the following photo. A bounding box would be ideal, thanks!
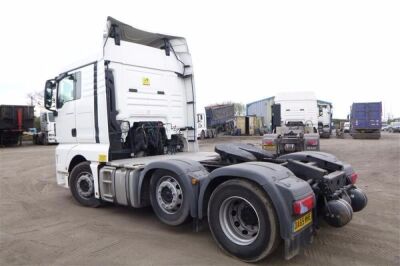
[350,172,358,184]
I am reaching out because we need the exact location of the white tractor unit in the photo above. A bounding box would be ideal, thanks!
[196,113,216,139]
[44,17,367,262]
[318,101,333,138]
[263,92,321,155]
[33,111,57,145]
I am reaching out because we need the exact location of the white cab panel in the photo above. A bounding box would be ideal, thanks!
[275,92,319,128]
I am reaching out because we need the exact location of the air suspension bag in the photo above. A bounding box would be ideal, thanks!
[348,188,368,212]
[323,199,353,227]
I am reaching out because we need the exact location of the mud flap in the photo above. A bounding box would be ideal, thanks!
[284,226,314,260]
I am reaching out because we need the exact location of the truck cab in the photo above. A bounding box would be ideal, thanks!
[36,111,57,144]
[196,112,216,139]
[263,92,320,154]
[317,101,333,138]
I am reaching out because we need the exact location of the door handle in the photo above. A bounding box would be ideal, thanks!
[71,128,77,137]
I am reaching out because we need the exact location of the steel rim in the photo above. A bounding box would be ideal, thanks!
[76,172,94,199]
[156,176,183,214]
[219,196,260,246]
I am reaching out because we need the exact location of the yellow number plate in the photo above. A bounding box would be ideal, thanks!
[263,144,275,150]
[293,212,312,232]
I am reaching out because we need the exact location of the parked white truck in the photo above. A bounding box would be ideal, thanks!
[196,113,216,139]
[317,100,333,138]
[33,111,57,145]
[263,92,321,155]
[44,17,367,262]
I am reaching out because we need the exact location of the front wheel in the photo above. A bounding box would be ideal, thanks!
[208,179,280,262]
[69,161,102,207]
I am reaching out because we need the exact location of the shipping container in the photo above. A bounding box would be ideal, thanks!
[350,102,382,139]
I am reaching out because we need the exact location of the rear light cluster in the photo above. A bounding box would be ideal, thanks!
[263,140,274,145]
[350,172,358,184]
[293,195,314,215]
[306,139,319,146]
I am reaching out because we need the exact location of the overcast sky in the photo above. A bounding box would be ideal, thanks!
[0,0,399,119]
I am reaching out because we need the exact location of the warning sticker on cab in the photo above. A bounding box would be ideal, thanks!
[142,77,150,86]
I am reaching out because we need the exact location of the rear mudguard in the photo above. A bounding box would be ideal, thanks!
[197,161,314,259]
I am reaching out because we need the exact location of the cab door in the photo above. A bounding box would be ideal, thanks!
[56,73,80,143]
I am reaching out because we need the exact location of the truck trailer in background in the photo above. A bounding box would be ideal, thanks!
[0,105,34,146]
[350,102,382,139]
[204,104,263,136]
[204,104,235,133]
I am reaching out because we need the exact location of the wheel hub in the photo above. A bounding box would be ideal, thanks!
[219,196,260,246]
[161,186,173,203]
[156,176,183,214]
[240,206,258,226]
[76,173,94,198]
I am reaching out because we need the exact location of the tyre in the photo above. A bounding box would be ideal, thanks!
[150,169,190,226]
[208,179,280,262]
[200,130,205,140]
[69,161,102,207]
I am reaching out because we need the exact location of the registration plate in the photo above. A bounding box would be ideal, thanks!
[263,144,275,150]
[293,212,312,232]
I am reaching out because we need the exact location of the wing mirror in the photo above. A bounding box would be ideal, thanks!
[44,79,57,115]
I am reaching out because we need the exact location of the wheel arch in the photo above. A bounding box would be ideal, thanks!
[138,159,209,215]
[68,155,87,173]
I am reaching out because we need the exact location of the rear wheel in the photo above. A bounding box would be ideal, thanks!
[69,161,102,207]
[208,179,280,262]
[150,169,190,226]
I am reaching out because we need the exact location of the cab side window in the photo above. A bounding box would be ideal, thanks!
[57,72,81,108]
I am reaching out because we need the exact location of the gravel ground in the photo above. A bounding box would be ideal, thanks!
[0,133,399,265]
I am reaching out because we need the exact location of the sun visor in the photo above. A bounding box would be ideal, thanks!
[106,16,185,49]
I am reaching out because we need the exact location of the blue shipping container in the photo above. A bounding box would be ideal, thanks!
[350,102,382,131]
